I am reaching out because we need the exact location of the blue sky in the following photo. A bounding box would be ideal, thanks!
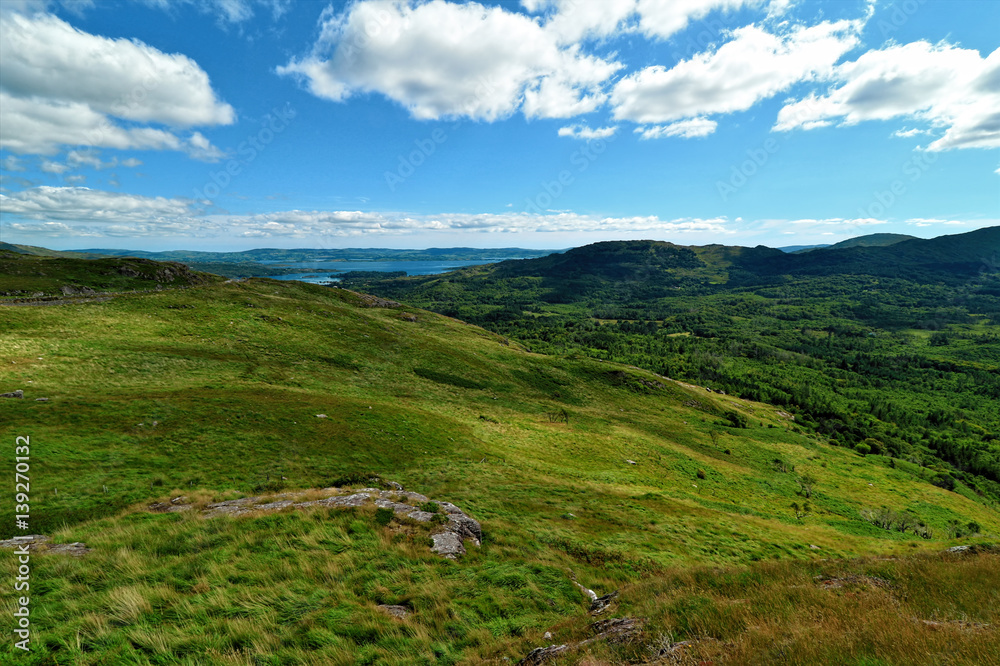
[0,0,997,251]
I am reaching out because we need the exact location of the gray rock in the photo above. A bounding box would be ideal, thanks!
[1,390,24,398]
[378,604,410,619]
[0,534,89,556]
[35,397,49,402]
[431,532,466,558]
[517,644,569,665]
[589,591,619,615]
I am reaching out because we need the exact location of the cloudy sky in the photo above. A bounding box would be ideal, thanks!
[0,0,997,251]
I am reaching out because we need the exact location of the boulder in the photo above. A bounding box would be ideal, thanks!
[1,390,24,398]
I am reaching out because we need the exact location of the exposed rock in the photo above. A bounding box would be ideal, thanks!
[1,390,24,398]
[916,617,992,631]
[436,501,482,545]
[378,604,410,619]
[590,616,644,643]
[518,617,644,664]
[401,314,418,322]
[35,397,49,402]
[946,543,1000,555]
[431,532,466,558]
[147,485,480,558]
[59,285,96,296]
[517,644,569,665]
[0,534,90,556]
[625,459,637,465]
[590,591,619,615]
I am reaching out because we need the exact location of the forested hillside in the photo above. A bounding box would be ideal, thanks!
[343,228,1000,506]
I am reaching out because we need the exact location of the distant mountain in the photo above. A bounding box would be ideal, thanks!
[0,242,103,259]
[778,244,829,253]
[790,233,918,253]
[744,227,999,283]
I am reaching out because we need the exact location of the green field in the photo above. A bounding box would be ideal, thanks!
[2,269,998,664]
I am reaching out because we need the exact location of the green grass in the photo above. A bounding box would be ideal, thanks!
[1,277,998,663]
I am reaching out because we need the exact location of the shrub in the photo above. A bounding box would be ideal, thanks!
[854,442,871,456]
[696,469,706,480]
[375,507,394,526]
[726,411,750,429]
[419,501,439,514]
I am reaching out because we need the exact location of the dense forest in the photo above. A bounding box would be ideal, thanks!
[342,229,1000,505]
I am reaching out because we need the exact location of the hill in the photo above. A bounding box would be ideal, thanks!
[792,233,917,253]
[2,270,998,663]
[343,228,1000,506]
[0,251,222,298]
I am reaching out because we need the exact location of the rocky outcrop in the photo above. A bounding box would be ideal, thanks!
[1,390,23,398]
[517,617,645,665]
[0,534,90,556]
[148,485,481,559]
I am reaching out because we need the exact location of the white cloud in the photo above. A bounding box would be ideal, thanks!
[635,0,765,40]
[892,128,930,138]
[135,0,291,24]
[0,186,732,238]
[636,117,717,139]
[278,0,622,121]
[40,160,70,174]
[558,124,618,140]
[121,158,143,168]
[521,0,783,43]
[1,155,26,172]
[0,12,233,157]
[0,186,197,224]
[775,42,1000,151]
[522,0,638,44]
[611,19,863,125]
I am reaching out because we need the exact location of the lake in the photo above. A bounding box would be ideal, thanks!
[257,259,509,284]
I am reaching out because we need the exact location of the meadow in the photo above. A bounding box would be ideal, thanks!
[1,273,998,663]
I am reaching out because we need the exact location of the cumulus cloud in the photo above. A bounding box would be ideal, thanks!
[521,0,637,44]
[636,117,717,139]
[0,185,732,238]
[775,42,1000,151]
[0,186,198,224]
[612,19,863,124]
[557,124,618,140]
[634,0,766,40]
[0,12,233,157]
[278,0,621,121]
[521,0,782,43]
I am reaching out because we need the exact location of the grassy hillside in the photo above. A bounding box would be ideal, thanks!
[0,251,221,298]
[2,276,998,663]
[342,229,1000,507]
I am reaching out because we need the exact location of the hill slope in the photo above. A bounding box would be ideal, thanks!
[2,273,998,663]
